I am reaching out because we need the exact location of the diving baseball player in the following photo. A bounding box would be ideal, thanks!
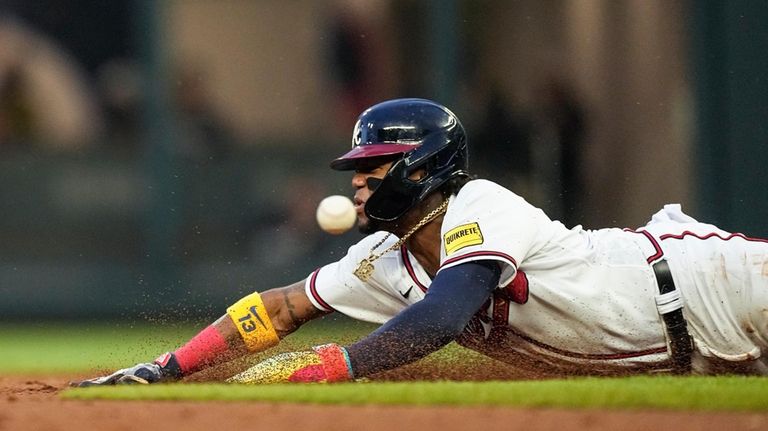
[75,98,768,386]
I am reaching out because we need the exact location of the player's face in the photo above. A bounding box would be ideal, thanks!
[351,159,394,233]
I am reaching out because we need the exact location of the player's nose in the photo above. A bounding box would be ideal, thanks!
[351,172,367,189]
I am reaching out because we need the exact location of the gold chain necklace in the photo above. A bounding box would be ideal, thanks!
[353,199,449,282]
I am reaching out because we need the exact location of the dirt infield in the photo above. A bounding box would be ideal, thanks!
[1,375,767,431]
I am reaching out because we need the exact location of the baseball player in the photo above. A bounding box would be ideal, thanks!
[75,98,768,386]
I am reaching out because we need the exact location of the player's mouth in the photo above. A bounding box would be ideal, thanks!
[353,197,365,215]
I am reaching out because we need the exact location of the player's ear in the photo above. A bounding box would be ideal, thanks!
[408,168,427,182]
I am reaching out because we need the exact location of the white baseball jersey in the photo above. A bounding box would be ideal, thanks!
[305,179,768,375]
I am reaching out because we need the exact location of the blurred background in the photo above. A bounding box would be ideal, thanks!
[0,0,766,322]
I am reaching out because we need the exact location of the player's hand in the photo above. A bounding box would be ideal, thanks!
[227,343,353,384]
[71,352,182,387]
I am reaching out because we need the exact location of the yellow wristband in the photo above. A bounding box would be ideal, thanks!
[227,291,279,351]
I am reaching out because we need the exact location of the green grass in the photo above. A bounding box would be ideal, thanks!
[4,321,768,411]
[62,376,768,411]
[0,322,195,373]
[0,318,376,373]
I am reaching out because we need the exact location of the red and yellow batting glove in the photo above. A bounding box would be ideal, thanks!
[227,343,354,384]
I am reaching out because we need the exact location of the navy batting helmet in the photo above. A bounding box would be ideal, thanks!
[331,98,469,222]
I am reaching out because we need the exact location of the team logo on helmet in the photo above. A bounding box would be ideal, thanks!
[352,119,362,148]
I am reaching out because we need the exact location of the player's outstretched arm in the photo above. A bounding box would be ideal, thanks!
[228,261,500,384]
[73,279,326,386]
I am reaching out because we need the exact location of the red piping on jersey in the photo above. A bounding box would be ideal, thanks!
[488,296,666,360]
[625,228,768,263]
[624,229,664,264]
[659,230,768,243]
[308,268,335,312]
[505,325,669,360]
[441,250,518,268]
[400,245,429,293]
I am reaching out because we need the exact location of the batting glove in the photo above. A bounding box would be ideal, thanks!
[227,343,353,384]
[72,352,182,387]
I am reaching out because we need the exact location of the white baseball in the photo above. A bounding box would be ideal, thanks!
[316,195,357,234]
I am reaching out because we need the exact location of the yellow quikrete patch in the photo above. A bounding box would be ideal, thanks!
[227,291,279,351]
[443,222,484,254]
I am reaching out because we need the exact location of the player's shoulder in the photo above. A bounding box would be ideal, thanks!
[446,178,547,229]
[453,179,525,207]
[460,178,520,196]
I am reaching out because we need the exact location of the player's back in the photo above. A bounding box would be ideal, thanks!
[443,180,669,371]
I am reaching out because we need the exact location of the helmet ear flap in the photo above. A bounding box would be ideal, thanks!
[364,134,461,222]
[364,158,419,222]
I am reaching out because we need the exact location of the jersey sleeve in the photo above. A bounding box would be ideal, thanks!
[437,179,551,287]
[304,232,411,324]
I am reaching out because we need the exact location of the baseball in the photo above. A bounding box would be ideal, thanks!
[316,195,357,234]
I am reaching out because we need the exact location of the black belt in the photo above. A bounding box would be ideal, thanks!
[652,259,693,374]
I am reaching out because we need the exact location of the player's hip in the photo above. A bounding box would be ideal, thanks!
[657,233,768,364]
